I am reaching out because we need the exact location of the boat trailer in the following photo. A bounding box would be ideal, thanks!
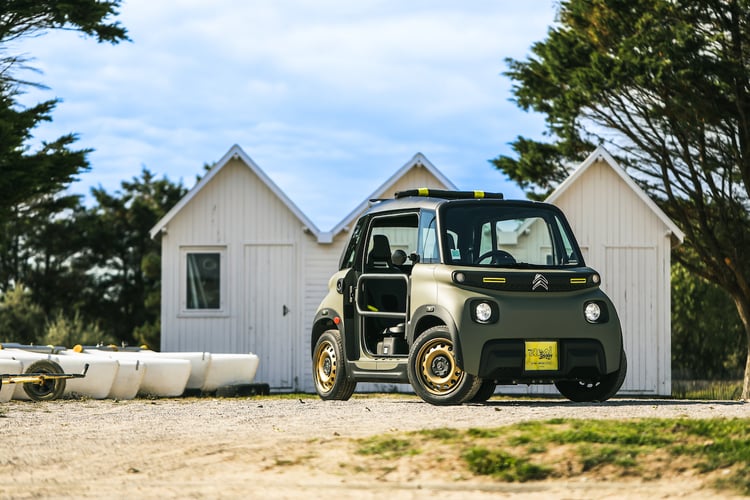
[1,360,89,401]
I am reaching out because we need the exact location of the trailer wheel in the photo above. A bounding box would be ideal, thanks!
[23,360,66,401]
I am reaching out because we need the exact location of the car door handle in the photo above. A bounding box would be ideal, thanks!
[282,305,289,316]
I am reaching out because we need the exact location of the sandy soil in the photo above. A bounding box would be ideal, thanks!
[0,395,748,499]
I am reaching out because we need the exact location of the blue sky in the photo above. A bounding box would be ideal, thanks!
[13,1,557,230]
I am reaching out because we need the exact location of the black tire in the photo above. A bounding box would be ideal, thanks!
[23,359,66,401]
[312,330,356,400]
[469,379,497,403]
[555,350,627,402]
[407,326,481,406]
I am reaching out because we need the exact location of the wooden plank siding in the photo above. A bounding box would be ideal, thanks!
[160,159,311,389]
[553,159,673,395]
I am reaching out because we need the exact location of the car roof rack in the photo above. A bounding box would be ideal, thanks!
[394,188,504,200]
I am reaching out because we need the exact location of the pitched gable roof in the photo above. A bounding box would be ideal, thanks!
[324,152,457,242]
[149,144,321,240]
[547,146,685,246]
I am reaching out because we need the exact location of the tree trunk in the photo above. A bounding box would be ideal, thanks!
[734,296,750,401]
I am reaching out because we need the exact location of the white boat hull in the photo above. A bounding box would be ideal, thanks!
[81,350,191,398]
[135,351,211,390]
[1,349,117,400]
[202,353,260,392]
[2,346,260,400]
[0,358,24,402]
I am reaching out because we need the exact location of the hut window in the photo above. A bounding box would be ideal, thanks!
[186,252,222,310]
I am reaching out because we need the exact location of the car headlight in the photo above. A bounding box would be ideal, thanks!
[475,302,493,323]
[583,301,610,323]
[584,301,602,323]
[470,300,498,324]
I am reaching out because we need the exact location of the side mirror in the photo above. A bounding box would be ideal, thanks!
[391,249,407,266]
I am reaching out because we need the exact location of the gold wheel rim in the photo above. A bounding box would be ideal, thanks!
[417,338,464,395]
[315,340,337,392]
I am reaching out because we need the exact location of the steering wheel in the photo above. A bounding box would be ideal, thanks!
[475,249,516,265]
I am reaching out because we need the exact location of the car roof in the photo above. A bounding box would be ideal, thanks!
[365,187,562,213]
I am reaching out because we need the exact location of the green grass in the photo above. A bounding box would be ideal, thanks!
[353,418,750,495]
[462,447,551,481]
[672,380,744,400]
[356,436,420,458]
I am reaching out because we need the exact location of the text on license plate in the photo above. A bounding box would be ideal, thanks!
[524,341,559,371]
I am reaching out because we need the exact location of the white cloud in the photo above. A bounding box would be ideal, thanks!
[10,0,557,228]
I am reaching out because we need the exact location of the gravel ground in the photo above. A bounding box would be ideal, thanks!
[0,395,748,499]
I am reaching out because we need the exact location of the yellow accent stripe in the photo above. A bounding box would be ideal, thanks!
[483,277,506,283]
[474,190,485,198]
[367,304,379,312]
[417,188,430,196]
[570,278,587,284]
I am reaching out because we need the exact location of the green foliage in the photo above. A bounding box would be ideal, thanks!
[0,1,128,45]
[0,284,45,343]
[75,169,186,345]
[497,0,750,397]
[132,320,160,350]
[0,1,129,223]
[41,310,114,347]
[672,263,746,379]
[0,169,185,347]
[672,380,743,400]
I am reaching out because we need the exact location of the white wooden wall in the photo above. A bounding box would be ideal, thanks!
[160,159,313,389]
[552,159,672,395]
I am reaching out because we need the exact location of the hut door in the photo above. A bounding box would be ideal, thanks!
[603,246,658,394]
[244,244,295,390]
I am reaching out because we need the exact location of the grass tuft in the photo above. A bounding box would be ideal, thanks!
[356,436,419,459]
[463,447,551,481]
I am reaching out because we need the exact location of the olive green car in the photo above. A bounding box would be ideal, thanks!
[311,189,627,405]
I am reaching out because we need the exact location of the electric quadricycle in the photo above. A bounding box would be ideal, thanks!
[311,189,626,405]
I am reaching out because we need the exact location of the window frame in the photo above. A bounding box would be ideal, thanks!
[179,246,228,317]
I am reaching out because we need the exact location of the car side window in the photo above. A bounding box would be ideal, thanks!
[339,217,367,270]
[418,211,439,263]
[363,213,418,272]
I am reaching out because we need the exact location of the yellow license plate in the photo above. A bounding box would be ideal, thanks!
[524,341,559,371]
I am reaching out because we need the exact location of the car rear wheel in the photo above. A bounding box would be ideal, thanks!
[313,330,356,400]
[407,326,481,406]
[555,350,627,402]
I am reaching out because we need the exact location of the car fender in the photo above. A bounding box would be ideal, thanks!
[310,307,344,358]
[409,304,464,370]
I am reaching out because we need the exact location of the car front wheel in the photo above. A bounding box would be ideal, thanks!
[407,326,480,406]
[312,330,356,400]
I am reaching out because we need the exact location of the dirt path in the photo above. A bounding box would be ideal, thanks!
[1,396,747,498]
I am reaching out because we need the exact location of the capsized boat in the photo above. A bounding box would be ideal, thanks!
[0,358,23,403]
[201,353,260,392]
[129,350,260,392]
[0,348,117,400]
[74,348,191,397]
[58,350,145,400]
[78,347,260,394]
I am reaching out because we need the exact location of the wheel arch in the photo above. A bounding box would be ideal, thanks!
[310,309,344,359]
[409,304,464,369]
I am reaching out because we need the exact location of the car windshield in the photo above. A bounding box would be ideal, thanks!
[439,203,583,268]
